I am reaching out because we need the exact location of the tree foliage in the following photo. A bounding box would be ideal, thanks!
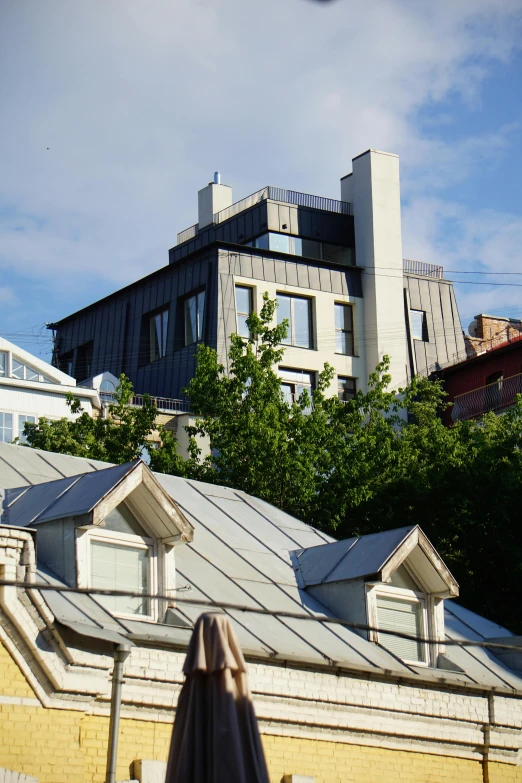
[22,297,522,631]
[22,374,162,464]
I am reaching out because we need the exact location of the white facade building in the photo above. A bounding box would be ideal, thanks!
[0,338,101,444]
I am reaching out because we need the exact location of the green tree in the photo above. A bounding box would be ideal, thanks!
[22,374,164,464]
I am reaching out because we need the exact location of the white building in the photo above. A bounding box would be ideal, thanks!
[0,337,101,444]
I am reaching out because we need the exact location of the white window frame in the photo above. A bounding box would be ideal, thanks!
[235,285,254,339]
[366,580,436,667]
[77,527,159,622]
[17,414,37,444]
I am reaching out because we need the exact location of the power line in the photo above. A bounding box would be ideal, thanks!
[0,578,519,653]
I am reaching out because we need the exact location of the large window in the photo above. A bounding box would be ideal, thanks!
[235,286,253,339]
[248,233,354,266]
[88,503,153,618]
[0,412,13,443]
[18,415,36,444]
[335,303,354,355]
[277,294,313,349]
[410,309,427,341]
[279,368,314,406]
[337,376,356,402]
[0,352,6,377]
[91,537,151,617]
[149,309,169,362]
[184,291,205,346]
[75,341,94,381]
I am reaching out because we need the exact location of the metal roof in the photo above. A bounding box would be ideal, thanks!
[295,527,415,586]
[0,442,520,691]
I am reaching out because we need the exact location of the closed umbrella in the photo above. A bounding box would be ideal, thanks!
[166,612,270,783]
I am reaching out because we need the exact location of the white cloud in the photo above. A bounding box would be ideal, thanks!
[0,0,521,319]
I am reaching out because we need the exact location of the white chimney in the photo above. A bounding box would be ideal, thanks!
[198,174,232,229]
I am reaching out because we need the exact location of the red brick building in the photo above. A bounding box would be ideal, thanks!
[439,314,522,424]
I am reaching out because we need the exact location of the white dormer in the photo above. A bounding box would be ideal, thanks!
[294,525,459,668]
[2,460,194,623]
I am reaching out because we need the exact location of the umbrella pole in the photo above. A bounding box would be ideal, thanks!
[106,643,132,783]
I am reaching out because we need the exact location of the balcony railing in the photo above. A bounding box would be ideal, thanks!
[452,373,522,421]
[403,258,443,279]
[101,391,191,414]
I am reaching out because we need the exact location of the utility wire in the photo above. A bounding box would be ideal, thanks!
[0,578,519,653]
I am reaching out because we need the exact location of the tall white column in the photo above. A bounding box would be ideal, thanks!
[342,150,407,387]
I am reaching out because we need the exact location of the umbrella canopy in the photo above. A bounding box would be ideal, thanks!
[166,612,270,783]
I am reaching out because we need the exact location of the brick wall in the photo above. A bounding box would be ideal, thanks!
[2,642,522,783]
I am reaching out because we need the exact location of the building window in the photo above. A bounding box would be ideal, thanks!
[184,290,205,346]
[149,308,169,362]
[90,537,151,617]
[0,412,13,443]
[279,368,314,406]
[75,341,94,381]
[235,286,253,339]
[250,233,354,266]
[277,294,313,349]
[0,352,6,377]
[410,309,427,341]
[335,303,354,355]
[59,350,74,377]
[18,415,36,444]
[87,503,153,618]
[338,376,356,402]
[375,591,427,664]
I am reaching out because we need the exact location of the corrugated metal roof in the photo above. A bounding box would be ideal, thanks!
[0,442,518,689]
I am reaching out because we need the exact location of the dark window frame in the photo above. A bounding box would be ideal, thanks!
[335,303,355,356]
[277,293,314,350]
[183,288,206,347]
[337,375,357,402]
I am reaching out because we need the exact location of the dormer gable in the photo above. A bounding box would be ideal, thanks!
[294,526,458,668]
[1,461,194,622]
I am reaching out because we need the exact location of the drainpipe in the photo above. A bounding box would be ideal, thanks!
[106,643,132,783]
[482,692,494,783]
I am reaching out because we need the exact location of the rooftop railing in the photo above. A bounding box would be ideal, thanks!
[451,373,522,421]
[214,186,351,225]
[403,258,443,279]
[176,186,352,245]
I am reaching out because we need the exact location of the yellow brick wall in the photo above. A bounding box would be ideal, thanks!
[2,642,521,783]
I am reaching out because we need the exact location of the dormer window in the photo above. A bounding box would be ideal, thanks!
[294,525,459,670]
[3,460,194,625]
[89,503,154,618]
[371,565,429,664]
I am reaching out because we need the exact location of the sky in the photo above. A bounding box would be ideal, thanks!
[1,0,522,363]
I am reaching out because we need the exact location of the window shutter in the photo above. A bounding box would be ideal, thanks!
[376,594,425,662]
[91,541,149,616]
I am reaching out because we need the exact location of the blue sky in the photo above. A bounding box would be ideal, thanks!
[1,0,522,363]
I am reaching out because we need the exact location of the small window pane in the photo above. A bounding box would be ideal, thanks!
[162,309,169,357]
[235,286,252,317]
[410,310,426,341]
[254,234,269,250]
[269,233,290,254]
[337,376,356,402]
[184,296,197,346]
[26,367,39,381]
[0,412,13,443]
[277,295,292,344]
[91,540,150,616]
[11,360,24,379]
[237,315,249,339]
[301,239,321,260]
[322,244,354,266]
[18,415,35,444]
[335,304,354,356]
[376,594,425,662]
[293,297,312,348]
[197,291,205,340]
[0,352,6,377]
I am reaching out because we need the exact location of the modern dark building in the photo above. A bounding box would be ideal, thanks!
[49,150,465,404]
